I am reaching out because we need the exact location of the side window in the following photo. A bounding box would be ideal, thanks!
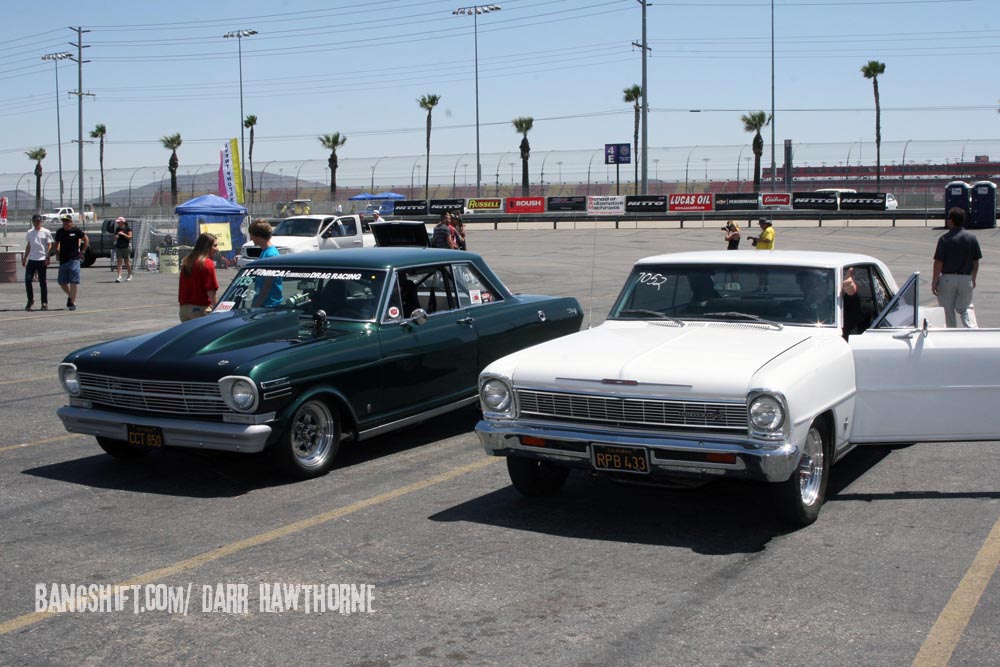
[341,219,358,236]
[393,265,459,317]
[844,264,887,336]
[453,263,504,307]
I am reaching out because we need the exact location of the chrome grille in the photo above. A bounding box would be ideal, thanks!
[78,373,228,415]
[516,389,746,432]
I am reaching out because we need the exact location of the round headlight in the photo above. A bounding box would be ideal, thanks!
[749,395,784,431]
[481,379,512,412]
[230,379,256,411]
[60,364,80,396]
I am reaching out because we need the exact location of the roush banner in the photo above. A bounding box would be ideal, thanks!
[506,197,545,213]
[760,193,792,208]
[624,195,667,213]
[668,193,714,212]
[429,198,465,215]
[715,193,760,211]
[588,195,626,215]
[792,192,838,210]
[394,200,429,215]
[465,198,502,211]
[839,192,886,211]
[547,196,586,212]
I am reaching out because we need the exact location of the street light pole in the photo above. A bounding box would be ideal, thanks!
[42,52,72,207]
[223,28,257,194]
[453,5,501,199]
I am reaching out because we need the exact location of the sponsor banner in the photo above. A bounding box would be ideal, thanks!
[715,193,760,211]
[465,198,502,211]
[668,193,714,212]
[588,195,627,215]
[429,198,465,215]
[792,192,838,210]
[839,192,886,211]
[505,196,545,214]
[760,193,792,208]
[624,195,667,213]
[547,196,586,212]
[219,139,245,205]
[394,200,428,215]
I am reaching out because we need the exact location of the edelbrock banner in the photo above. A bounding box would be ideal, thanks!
[715,193,761,211]
[625,195,667,213]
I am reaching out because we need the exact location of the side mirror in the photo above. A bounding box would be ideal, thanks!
[408,308,428,325]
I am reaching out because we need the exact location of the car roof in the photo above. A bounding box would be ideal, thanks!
[247,247,480,270]
[636,250,885,270]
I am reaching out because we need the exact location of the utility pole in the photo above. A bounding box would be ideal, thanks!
[770,0,776,190]
[632,0,651,194]
[69,27,92,216]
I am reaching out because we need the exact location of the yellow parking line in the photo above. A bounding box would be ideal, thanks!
[0,375,55,386]
[0,303,172,323]
[0,456,498,635]
[0,434,86,453]
[912,516,1000,667]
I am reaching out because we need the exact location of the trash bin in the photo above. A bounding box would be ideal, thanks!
[969,181,997,229]
[0,250,18,283]
[944,181,971,220]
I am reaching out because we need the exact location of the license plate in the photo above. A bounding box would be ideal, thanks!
[126,424,164,449]
[591,444,649,474]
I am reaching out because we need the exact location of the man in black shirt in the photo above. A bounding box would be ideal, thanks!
[931,207,982,328]
[53,215,88,311]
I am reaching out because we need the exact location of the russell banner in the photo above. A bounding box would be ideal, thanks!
[505,197,545,214]
[624,195,667,214]
[218,139,245,206]
[668,193,714,212]
[465,198,503,211]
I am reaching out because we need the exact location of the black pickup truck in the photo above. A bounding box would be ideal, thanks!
[81,218,139,268]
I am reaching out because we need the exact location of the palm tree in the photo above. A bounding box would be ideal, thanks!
[623,84,642,194]
[26,148,47,212]
[861,60,886,192]
[160,133,182,207]
[512,117,534,196]
[741,111,771,191]
[417,94,440,200]
[318,132,347,204]
[89,124,107,207]
[244,115,257,209]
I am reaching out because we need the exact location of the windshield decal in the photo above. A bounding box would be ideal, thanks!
[242,268,363,281]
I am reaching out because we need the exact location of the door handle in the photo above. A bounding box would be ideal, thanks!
[457,317,475,327]
[892,330,917,340]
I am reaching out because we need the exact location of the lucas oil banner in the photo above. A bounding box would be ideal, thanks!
[218,139,245,205]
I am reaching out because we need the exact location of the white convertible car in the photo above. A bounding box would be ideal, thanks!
[475,250,1000,526]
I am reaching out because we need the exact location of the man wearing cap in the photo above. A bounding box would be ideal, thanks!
[22,214,53,310]
[113,216,133,283]
[53,214,88,311]
[749,219,775,250]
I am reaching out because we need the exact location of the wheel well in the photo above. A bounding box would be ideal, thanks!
[305,392,356,440]
[814,411,835,456]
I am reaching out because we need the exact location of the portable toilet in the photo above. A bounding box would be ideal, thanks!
[944,181,971,219]
[969,181,997,229]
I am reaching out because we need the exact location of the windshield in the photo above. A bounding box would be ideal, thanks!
[217,267,387,321]
[609,264,839,326]
[271,218,322,237]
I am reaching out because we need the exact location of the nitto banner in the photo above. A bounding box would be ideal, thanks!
[428,199,465,215]
[624,195,667,213]
[465,198,502,211]
[715,193,761,211]
[393,200,429,215]
[838,192,886,211]
[505,197,545,213]
[792,192,838,210]
[668,193,714,212]
[587,196,626,215]
[547,196,586,212]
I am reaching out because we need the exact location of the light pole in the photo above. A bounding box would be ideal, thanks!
[223,28,257,194]
[703,157,710,181]
[557,161,562,185]
[452,4,501,198]
[41,52,72,207]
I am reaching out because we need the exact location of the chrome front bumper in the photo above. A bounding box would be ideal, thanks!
[475,419,801,483]
[57,406,273,454]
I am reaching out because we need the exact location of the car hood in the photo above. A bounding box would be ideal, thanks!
[486,320,817,398]
[65,310,361,382]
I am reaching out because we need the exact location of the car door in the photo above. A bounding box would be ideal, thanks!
[375,265,479,421]
[849,273,1000,443]
[317,217,345,249]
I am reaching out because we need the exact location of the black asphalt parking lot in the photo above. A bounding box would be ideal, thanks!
[1,222,998,666]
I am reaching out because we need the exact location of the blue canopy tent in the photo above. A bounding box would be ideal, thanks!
[373,192,406,200]
[349,191,405,214]
[175,194,248,264]
[348,192,377,200]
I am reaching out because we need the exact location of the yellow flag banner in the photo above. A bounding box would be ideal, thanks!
[219,139,245,205]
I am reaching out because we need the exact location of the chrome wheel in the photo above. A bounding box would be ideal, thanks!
[798,426,825,508]
[771,417,830,527]
[290,400,336,468]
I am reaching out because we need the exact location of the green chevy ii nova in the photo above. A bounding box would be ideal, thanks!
[57,248,583,478]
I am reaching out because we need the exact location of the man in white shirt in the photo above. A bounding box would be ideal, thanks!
[23,214,54,310]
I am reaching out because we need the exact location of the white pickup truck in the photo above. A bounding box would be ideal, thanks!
[237,214,374,268]
[41,206,96,225]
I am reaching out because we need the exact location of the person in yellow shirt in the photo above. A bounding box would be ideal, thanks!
[750,219,775,250]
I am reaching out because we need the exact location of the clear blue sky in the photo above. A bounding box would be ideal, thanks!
[1,0,997,179]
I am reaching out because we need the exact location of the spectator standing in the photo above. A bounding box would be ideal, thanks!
[931,207,982,328]
[53,214,88,311]
[723,221,740,250]
[452,211,467,250]
[177,233,220,322]
[431,212,456,249]
[248,219,283,307]
[372,210,384,224]
[749,219,775,250]
[113,217,133,283]
[22,213,53,310]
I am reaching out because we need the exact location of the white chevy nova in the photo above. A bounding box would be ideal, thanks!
[476,250,1000,526]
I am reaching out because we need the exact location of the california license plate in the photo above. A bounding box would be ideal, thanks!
[126,424,164,449]
[591,443,649,474]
